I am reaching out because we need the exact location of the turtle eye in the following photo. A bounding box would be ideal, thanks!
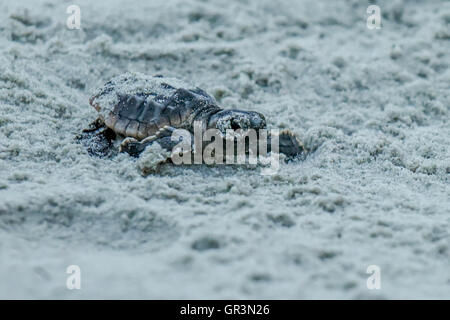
[231,119,241,130]
[230,115,251,130]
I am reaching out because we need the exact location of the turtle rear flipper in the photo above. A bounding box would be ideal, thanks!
[76,119,116,157]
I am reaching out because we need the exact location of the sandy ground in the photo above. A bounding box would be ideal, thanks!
[0,0,449,299]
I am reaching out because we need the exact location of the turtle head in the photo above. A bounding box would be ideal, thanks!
[208,110,266,133]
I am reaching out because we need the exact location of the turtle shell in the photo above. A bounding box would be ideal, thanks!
[89,72,220,140]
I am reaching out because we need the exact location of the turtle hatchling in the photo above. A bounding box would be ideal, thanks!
[78,72,304,162]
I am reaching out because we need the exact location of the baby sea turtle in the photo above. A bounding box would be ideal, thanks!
[78,72,304,160]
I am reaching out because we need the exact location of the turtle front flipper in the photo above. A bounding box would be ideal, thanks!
[268,130,305,160]
[76,118,116,157]
[120,126,184,157]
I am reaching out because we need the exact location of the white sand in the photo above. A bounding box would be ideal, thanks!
[0,0,449,299]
